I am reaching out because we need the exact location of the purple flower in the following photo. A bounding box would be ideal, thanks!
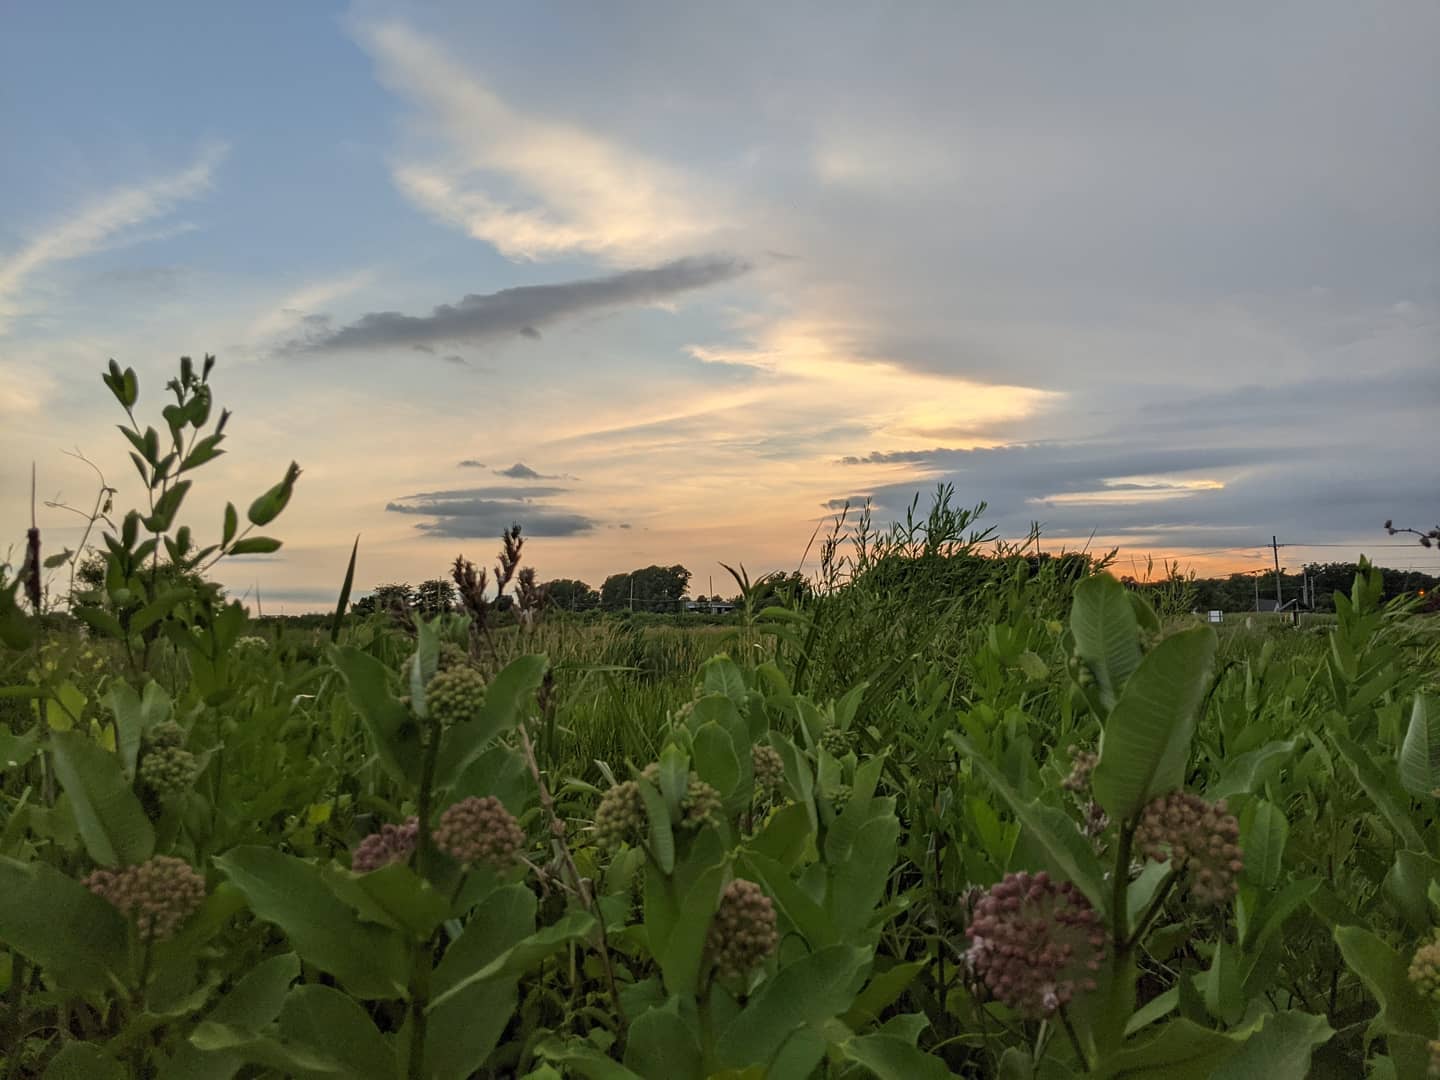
[84,856,206,942]
[965,871,1106,1019]
[1135,791,1243,906]
[351,817,419,873]
[434,796,526,870]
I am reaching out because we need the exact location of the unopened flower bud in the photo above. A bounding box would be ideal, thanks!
[595,781,647,849]
[820,728,853,757]
[706,879,778,978]
[425,666,486,728]
[752,744,784,791]
[352,817,419,873]
[681,776,723,830]
[1410,935,1440,1002]
[139,745,199,799]
[1062,746,1098,793]
[435,796,525,870]
[965,871,1106,1019]
[147,721,186,750]
[84,856,206,942]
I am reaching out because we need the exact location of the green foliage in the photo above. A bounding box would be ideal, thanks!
[3,359,1439,1077]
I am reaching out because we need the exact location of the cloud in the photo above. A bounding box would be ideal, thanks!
[246,270,375,342]
[386,486,594,538]
[457,460,486,468]
[356,20,726,263]
[0,143,226,333]
[441,354,468,366]
[298,255,749,352]
[495,462,544,480]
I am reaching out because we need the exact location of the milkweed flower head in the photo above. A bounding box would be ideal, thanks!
[352,817,419,873]
[964,870,1106,1019]
[707,879,779,979]
[1135,791,1243,906]
[435,796,525,870]
[84,856,206,942]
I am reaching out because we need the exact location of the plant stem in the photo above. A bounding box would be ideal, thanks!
[1125,869,1179,951]
[1058,1005,1090,1072]
[406,938,433,1080]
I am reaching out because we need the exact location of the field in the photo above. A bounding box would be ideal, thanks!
[3,360,1440,1079]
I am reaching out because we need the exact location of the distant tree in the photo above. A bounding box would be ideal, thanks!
[545,578,600,612]
[353,582,413,617]
[415,578,456,615]
[600,565,691,611]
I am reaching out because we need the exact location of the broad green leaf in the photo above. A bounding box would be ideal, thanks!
[1210,1010,1334,1080]
[329,645,423,787]
[715,945,870,1070]
[1206,740,1297,801]
[214,846,409,999]
[624,997,703,1080]
[1333,925,1433,1038]
[838,1034,950,1080]
[1382,850,1440,933]
[428,884,536,1080]
[1202,938,1244,1025]
[1331,734,1424,850]
[1091,626,1217,823]
[747,802,814,869]
[187,1023,347,1075]
[227,536,282,556]
[45,681,86,732]
[43,1042,124,1080]
[740,851,838,949]
[1070,574,1144,710]
[639,777,676,874]
[1398,694,1440,798]
[435,654,548,789]
[49,729,155,866]
[104,680,172,777]
[652,842,726,996]
[826,798,900,934]
[276,985,397,1080]
[951,732,1107,912]
[693,722,744,813]
[322,862,450,940]
[73,604,124,639]
[535,1040,643,1079]
[1097,1017,1253,1078]
[0,856,128,993]
[842,960,929,1027]
[426,910,596,1011]
[0,724,40,769]
[1239,798,1288,890]
[701,654,749,712]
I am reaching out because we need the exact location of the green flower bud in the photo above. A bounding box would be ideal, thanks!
[425,666,486,728]
[435,796,526,871]
[706,879,778,979]
[752,744,784,791]
[820,727,853,757]
[595,781,647,849]
[139,745,199,799]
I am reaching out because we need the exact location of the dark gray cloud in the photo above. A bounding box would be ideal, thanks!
[298,254,750,352]
[442,354,468,365]
[822,496,870,510]
[496,462,544,479]
[386,486,595,538]
[457,459,486,468]
[519,326,541,340]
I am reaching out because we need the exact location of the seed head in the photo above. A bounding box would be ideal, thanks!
[425,666,487,728]
[752,744,784,791]
[1135,791,1243,906]
[595,781,647,849]
[83,856,206,942]
[435,796,526,870]
[964,870,1106,1019]
[1410,935,1440,1002]
[352,817,419,873]
[706,879,779,979]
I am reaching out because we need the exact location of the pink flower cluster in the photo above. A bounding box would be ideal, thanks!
[1135,791,1243,906]
[434,796,526,870]
[965,871,1106,1018]
[84,856,206,942]
[706,879,779,979]
[351,817,419,873]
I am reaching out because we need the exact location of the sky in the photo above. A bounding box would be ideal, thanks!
[2,1,1437,610]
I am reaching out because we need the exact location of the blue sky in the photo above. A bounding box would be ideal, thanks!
[3,2,1437,608]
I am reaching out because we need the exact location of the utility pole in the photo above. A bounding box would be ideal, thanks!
[1253,575,1260,612]
[1272,536,1284,612]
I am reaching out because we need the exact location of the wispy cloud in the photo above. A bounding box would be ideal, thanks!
[246,269,375,343]
[297,255,749,352]
[0,144,226,333]
[355,20,724,263]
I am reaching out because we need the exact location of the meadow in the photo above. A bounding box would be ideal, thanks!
[2,358,1439,1079]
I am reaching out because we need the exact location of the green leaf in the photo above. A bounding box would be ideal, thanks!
[428,884,536,1080]
[624,997,704,1080]
[331,535,359,644]
[535,1041,643,1080]
[0,856,128,993]
[330,645,423,788]
[951,732,1107,912]
[1334,925,1434,1038]
[649,838,726,996]
[228,536,282,556]
[1209,1010,1334,1080]
[1091,626,1217,823]
[214,846,409,999]
[425,910,596,1011]
[1239,798,1288,891]
[1398,694,1440,798]
[838,1034,950,1080]
[74,604,125,639]
[1070,574,1144,710]
[1206,740,1297,801]
[222,502,238,545]
[322,862,450,940]
[43,1041,125,1080]
[104,680,172,777]
[1203,938,1244,1025]
[740,850,838,949]
[1098,1017,1252,1078]
[276,985,397,1080]
[247,462,301,526]
[825,797,900,935]
[1383,850,1440,933]
[842,960,929,1028]
[187,1024,348,1075]
[49,729,155,866]
[639,777,676,875]
[179,433,225,473]
[714,945,871,1071]
[1331,734,1424,850]
[435,654,548,790]
[0,724,40,770]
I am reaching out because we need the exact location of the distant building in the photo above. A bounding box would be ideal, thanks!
[685,599,736,614]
